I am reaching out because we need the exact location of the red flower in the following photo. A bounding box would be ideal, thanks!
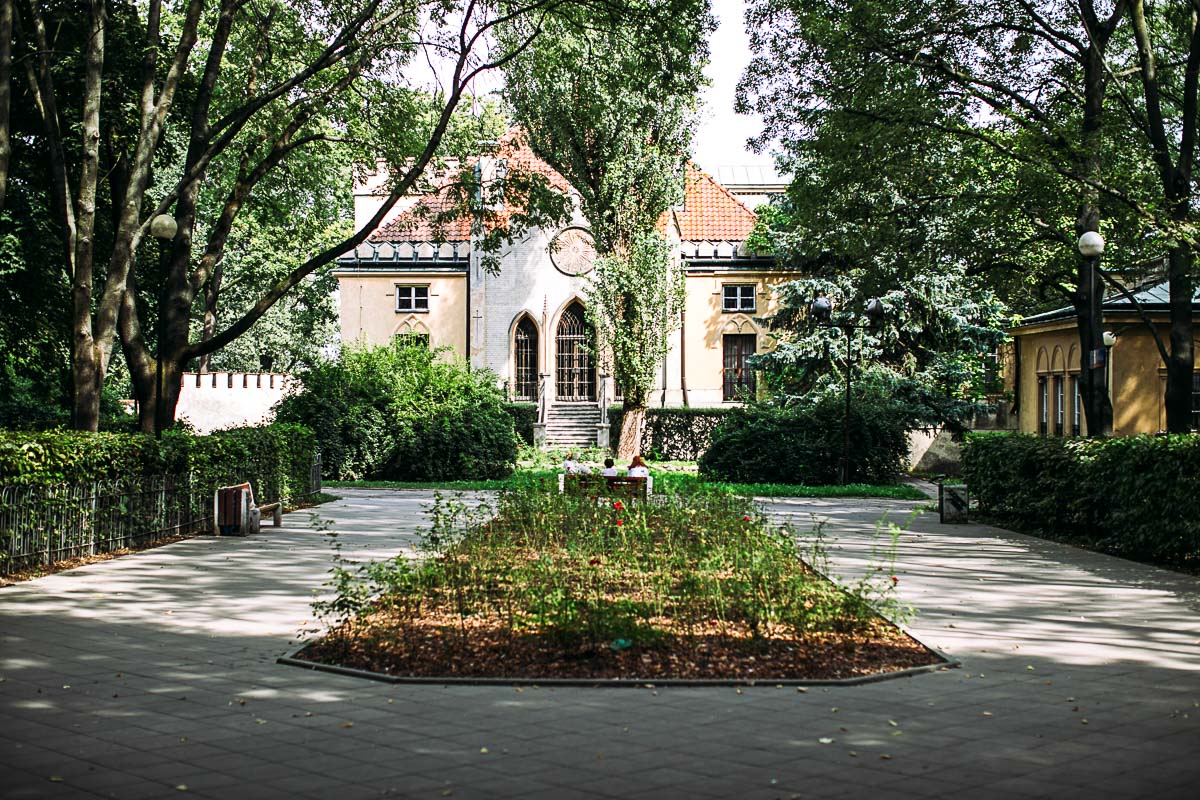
[616,519,623,526]
[613,500,624,510]
[743,515,751,522]
[890,575,899,584]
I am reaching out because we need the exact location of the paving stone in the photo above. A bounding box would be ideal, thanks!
[1,488,1198,798]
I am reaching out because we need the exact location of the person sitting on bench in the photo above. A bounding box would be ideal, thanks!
[627,455,649,478]
[562,452,591,476]
[601,457,619,477]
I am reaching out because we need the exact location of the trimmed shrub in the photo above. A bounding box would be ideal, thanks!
[0,423,319,505]
[274,339,518,481]
[963,433,1200,564]
[699,390,911,485]
[390,402,517,480]
[608,407,728,461]
[0,431,166,485]
[504,403,538,446]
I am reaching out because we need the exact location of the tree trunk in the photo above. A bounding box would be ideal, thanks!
[69,0,107,431]
[616,403,645,460]
[1164,245,1194,432]
[0,0,12,210]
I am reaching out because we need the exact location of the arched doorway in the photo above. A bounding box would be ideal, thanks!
[513,315,538,401]
[555,301,595,401]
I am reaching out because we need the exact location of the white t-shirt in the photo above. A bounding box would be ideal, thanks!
[627,466,649,478]
[601,467,619,476]
[562,459,578,474]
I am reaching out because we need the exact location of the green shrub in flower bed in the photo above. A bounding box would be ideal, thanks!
[300,480,934,680]
[962,432,1200,565]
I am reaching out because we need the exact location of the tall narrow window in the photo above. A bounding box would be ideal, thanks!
[514,317,538,402]
[1071,376,1081,436]
[723,334,757,400]
[1054,376,1065,436]
[396,285,429,313]
[555,302,595,401]
[1038,377,1048,436]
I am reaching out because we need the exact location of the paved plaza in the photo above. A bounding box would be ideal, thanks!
[1,487,1199,799]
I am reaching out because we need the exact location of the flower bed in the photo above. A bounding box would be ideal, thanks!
[297,482,938,680]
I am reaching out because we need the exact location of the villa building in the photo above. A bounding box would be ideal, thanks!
[333,131,797,444]
[1006,278,1200,436]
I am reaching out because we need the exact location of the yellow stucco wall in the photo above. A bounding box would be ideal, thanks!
[681,271,792,404]
[336,272,467,353]
[1110,321,1176,434]
[1012,315,1187,436]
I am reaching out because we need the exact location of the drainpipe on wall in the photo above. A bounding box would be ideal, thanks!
[680,306,689,406]
[465,261,471,368]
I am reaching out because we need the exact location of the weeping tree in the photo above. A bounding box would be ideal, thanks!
[502,0,713,457]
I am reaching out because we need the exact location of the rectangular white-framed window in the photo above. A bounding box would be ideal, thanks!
[722,284,757,313]
[1054,376,1065,436]
[395,285,429,313]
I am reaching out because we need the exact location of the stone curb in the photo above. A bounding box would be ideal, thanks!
[276,645,958,689]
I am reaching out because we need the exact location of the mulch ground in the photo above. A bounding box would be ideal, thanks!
[295,611,944,681]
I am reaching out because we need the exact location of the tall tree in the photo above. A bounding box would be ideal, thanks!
[502,0,713,456]
[746,116,1009,421]
[12,0,590,432]
[1121,0,1199,432]
[739,0,1140,435]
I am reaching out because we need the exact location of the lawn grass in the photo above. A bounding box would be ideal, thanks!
[325,468,928,500]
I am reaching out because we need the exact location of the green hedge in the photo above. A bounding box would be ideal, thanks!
[962,433,1200,564]
[608,407,728,460]
[504,403,538,446]
[699,394,910,485]
[0,423,318,506]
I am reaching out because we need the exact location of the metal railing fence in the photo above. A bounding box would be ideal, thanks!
[1,452,322,576]
[1,474,210,575]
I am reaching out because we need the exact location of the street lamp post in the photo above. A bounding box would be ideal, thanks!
[810,293,887,485]
[150,214,178,438]
[1077,231,1111,436]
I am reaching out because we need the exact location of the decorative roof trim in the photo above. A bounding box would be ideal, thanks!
[337,240,471,268]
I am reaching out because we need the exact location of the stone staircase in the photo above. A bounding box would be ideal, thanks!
[544,403,602,446]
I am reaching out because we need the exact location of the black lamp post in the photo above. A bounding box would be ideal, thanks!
[1077,231,1112,436]
[150,213,177,438]
[810,292,887,485]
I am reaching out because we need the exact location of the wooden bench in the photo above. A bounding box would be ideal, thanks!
[558,473,652,500]
[213,482,282,536]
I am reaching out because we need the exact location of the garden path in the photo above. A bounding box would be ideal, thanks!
[0,487,1198,799]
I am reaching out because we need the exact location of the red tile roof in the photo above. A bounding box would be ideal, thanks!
[371,131,756,244]
[667,165,758,241]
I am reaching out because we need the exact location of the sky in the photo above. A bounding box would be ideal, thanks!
[422,0,777,174]
[690,0,778,174]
